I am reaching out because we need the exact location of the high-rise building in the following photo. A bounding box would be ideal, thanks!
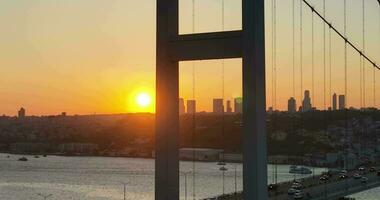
[226,100,232,113]
[332,93,337,110]
[234,97,243,113]
[187,100,196,114]
[18,107,25,119]
[213,99,224,114]
[288,97,297,113]
[179,98,185,115]
[302,90,312,112]
[339,95,346,110]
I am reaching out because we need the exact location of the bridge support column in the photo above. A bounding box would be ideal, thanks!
[242,0,268,199]
[156,0,267,199]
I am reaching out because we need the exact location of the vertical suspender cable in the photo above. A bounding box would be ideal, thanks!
[363,0,366,109]
[344,0,348,108]
[300,0,303,108]
[344,0,348,170]
[221,0,226,196]
[274,0,277,111]
[323,0,326,111]
[329,26,332,110]
[271,0,275,111]
[376,3,380,108]
[312,11,315,108]
[191,1,196,199]
[293,0,296,98]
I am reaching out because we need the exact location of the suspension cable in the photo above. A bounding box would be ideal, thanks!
[312,11,315,108]
[363,0,366,108]
[300,0,303,108]
[221,0,226,195]
[323,0,326,111]
[301,0,379,70]
[329,27,332,109]
[293,0,296,98]
[344,0,348,169]
[344,0,348,108]
[271,0,275,110]
[376,3,380,108]
[191,1,196,199]
[274,0,277,111]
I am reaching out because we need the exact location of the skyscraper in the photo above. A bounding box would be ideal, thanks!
[179,98,185,115]
[226,100,232,113]
[302,90,312,112]
[18,107,25,119]
[339,95,346,110]
[288,97,297,113]
[332,93,337,110]
[213,99,224,114]
[187,100,196,114]
[234,97,243,113]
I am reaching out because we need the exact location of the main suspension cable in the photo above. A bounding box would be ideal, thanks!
[301,0,379,70]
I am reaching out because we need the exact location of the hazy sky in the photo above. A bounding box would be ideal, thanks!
[0,0,379,116]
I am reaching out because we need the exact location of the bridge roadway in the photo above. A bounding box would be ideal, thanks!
[205,169,380,200]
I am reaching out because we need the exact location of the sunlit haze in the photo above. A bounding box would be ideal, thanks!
[0,0,379,116]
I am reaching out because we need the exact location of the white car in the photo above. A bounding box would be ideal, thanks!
[294,192,304,199]
[361,176,368,183]
[354,173,362,179]
[288,188,297,195]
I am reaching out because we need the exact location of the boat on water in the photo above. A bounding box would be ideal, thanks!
[289,165,312,174]
[18,157,28,161]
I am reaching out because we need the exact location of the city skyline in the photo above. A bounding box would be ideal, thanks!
[0,0,379,116]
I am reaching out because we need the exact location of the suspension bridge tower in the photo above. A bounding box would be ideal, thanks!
[156,0,267,199]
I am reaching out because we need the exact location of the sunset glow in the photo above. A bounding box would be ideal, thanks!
[136,93,152,108]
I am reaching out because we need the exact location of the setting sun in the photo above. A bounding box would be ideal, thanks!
[136,93,152,108]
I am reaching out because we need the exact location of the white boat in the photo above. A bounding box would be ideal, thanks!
[289,166,312,174]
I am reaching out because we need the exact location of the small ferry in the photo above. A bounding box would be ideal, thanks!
[18,157,28,161]
[289,165,312,174]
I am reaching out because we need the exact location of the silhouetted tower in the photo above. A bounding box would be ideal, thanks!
[18,107,25,119]
[332,93,337,110]
[234,97,243,113]
[186,100,196,114]
[302,90,312,112]
[179,98,185,115]
[339,95,346,110]
[288,97,297,113]
[226,100,232,113]
[213,99,224,114]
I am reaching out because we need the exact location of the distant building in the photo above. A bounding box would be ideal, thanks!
[288,97,297,113]
[59,143,98,154]
[268,107,273,113]
[332,93,337,110]
[339,95,346,110]
[187,100,196,114]
[18,107,26,119]
[179,148,223,161]
[226,100,232,113]
[234,97,243,113]
[10,143,49,153]
[179,98,185,115]
[302,90,312,112]
[213,99,224,114]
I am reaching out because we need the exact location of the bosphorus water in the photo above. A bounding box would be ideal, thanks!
[0,153,375,200]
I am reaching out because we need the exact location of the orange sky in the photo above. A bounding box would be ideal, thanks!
[0,0,379,116]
